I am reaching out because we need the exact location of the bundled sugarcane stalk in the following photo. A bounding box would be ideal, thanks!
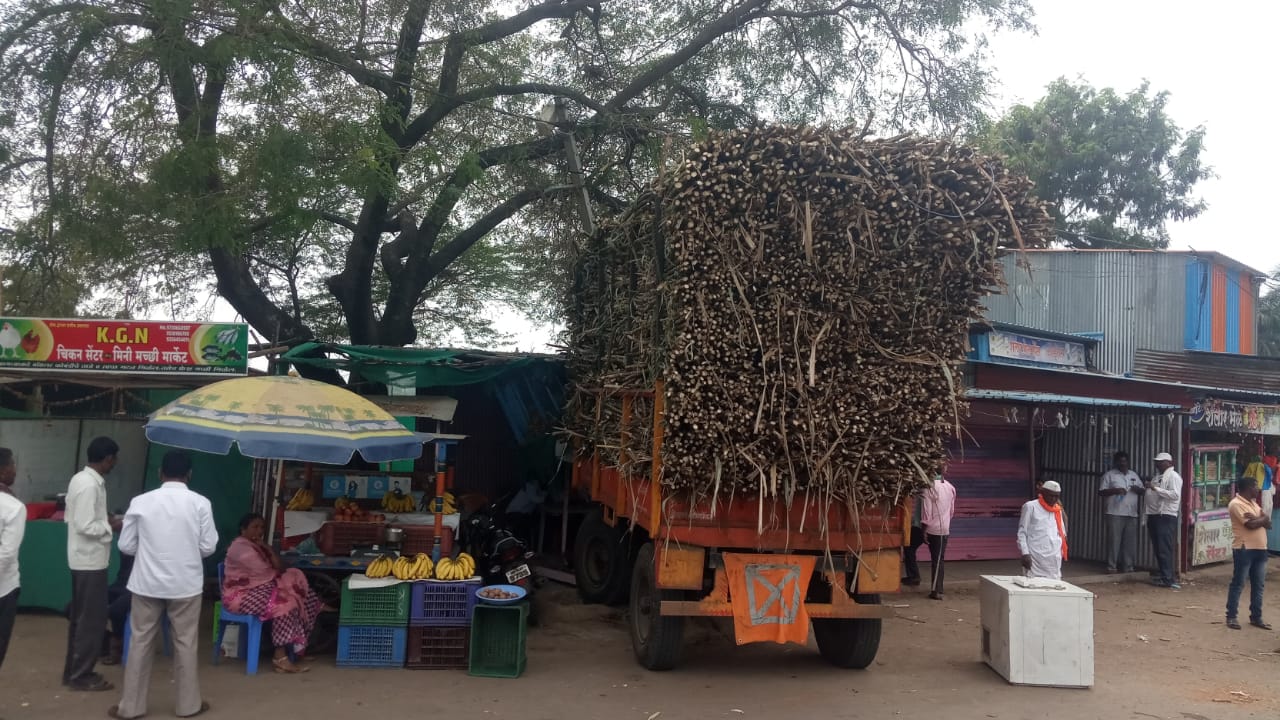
[564,126,1051,513]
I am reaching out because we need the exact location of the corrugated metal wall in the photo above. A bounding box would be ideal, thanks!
[1212,264,1228,352]
[984,252,1189,375]
[938,425,1031,561]
[1240,271,1256,354]
[1038,410,1183,569]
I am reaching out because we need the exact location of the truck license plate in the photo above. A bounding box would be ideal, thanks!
[506,564,531,582]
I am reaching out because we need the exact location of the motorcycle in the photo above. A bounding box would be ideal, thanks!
[461,491,539,622]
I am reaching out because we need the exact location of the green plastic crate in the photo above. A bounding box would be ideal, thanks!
[339,577,411,626]
[469,602,528,678]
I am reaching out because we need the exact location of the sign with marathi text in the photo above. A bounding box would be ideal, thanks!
[988,329,1087,369]
[0,317,248,375]
[1192,510,1233,566]
[1189,398,1280,435]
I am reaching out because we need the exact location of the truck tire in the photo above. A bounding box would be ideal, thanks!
[575,509,630,605]
[629,542,685,671]
[812,594,882,669]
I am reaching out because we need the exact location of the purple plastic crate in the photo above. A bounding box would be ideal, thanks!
[410,578,482,627]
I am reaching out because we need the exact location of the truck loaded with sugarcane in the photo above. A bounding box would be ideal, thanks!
[563,126,1052,671]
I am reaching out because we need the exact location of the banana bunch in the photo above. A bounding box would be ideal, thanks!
[419,491,458,515]
[381,491,415,513]
[334,497,355,511]
[364,555,394,579]
[392,553,435,581]
[285,487,314,511]
[435,552,475,581]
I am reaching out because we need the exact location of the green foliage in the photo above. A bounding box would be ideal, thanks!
[979,79,1211,249]
[1259,269,1280,357]
[0,0,1036,346]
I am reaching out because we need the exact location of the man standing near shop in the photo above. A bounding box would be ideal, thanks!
[1018,480,1067,580]
[1098,451,1143,573]
[920,474,957,600]
[0,447,26,671]
[1146,452,1183,590]
[1225,477,1271,631]
[111,451,216,720]
[64,436,120,692]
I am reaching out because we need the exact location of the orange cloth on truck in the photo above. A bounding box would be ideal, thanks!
[722,553,817,646]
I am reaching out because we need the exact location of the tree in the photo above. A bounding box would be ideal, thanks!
[979,78,1211,249]
[1259,269,1280,357]
[1,0,1034,347]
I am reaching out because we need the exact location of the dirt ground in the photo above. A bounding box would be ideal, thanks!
[2,565,1278,720]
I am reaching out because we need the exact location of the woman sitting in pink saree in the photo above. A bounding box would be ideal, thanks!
[221,513,327,673]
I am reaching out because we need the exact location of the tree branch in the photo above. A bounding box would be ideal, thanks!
[402,82,606,149]
[603,0,770,112]
[263,13,395,95]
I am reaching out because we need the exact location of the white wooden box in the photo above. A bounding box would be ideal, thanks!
[979,575,1094,688]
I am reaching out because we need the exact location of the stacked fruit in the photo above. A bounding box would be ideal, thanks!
[285,487,314,511]
[381,490,416,513]
[333,497,384,523]
[419,491,458,514]
[434,552,475,581]
[363,552,475,581]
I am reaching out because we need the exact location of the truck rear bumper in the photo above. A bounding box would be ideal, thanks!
[660,600,893,619]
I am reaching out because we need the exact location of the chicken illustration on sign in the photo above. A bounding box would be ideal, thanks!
[0,318,249,375]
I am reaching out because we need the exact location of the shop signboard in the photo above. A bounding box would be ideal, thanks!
[1189,398,1280,436]
[0,317,248,375]
[1191,509,1233,566]
[988,329,1087,369]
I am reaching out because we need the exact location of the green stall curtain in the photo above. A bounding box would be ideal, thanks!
[18,521,121,611]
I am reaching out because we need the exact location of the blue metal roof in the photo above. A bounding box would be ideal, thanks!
[965,388,1181,410]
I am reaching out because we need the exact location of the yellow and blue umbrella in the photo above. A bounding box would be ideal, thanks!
[145,376,423,464]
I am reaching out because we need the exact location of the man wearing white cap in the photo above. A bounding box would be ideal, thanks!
[1018,480,1067,579]
[1146,452,1183,589]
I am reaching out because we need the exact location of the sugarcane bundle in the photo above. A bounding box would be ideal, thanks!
[565,126,1051,509]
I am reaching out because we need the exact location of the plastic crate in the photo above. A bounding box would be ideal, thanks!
[469,602,528,678]
[406,626,470,669]
[317,521,382,555]
[336,625,407,668]
[339,577,411,626]
[410,578,482,627]
[397,525,455,557]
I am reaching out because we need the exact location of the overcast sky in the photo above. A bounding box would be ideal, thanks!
[984,0,1278,275]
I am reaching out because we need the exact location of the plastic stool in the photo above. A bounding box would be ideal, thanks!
[212,563,266,675]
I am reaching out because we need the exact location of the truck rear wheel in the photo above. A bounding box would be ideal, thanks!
[574,509,631,605]
[812,594,882,669]
[630,542,685,671]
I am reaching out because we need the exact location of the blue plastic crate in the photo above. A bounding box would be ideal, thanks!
[410,578,482,627]
[336,625,407,668]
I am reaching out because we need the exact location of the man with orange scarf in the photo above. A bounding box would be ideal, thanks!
[1018,480,1067,580]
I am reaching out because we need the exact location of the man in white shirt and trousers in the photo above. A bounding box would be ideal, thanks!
[0,447,27,672]
[1098,451,1143,573]
[1146,452,1183,590]
[64,436,121,692]
[1018,480,1067,580]
[110,451,217,720]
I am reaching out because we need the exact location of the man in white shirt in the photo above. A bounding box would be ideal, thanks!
[63,436,121,692]
[1098,451,1143,573]
[920,475,957,600]
[0,447,27,671]
[1146,452,1183,590]
[1018,480,1068,580]
[111,451,216,720]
